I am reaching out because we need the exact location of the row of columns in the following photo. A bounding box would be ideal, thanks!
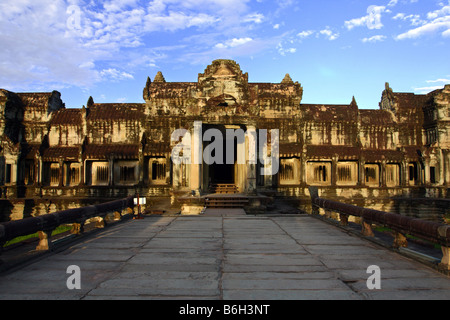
[188,122,259,195]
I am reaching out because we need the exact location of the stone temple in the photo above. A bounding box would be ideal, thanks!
[0,59,449,220]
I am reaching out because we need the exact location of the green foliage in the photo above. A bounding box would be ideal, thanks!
[3,225,72,248]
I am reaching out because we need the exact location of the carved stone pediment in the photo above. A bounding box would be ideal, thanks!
[198,59,248,81]
[0,134,20,157]
[197,59,249,105]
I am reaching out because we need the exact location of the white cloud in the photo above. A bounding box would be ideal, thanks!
[345,5,386,30]
[319,27,339,40]
[396,2,450,39]
[276,42,297,55]
[286,48,297,53]
[0,0,99,89]
[427,78,450,83]
[297,30,314,39]
[243,13,264,24]
[387,0,398,7]
[393,13,425,26]
[414,85,445,93]
[0,0,267,91]
[393,13,405,20]
[215,37,253,49]
[100,68,134,81]
[362,35,387,42]
[427,3,450,19]
[396,15,450,39]
[274,0,295,16]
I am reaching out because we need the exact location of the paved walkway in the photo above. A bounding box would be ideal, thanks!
[0,214,449,300]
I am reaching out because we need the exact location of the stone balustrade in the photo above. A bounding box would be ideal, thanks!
[0,196,135,261]
[309,187,450,272]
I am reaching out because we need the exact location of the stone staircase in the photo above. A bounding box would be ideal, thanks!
[208,183,239,194]
[204,195,249,208]
[205,183,249,208]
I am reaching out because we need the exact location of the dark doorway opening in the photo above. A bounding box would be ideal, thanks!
[203,124,237,185]
[210,162,234,183]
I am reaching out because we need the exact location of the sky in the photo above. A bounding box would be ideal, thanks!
[0,0,449,109]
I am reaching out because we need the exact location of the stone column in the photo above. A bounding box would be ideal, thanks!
[190,121,202,196]
[381,159,387,187]
[80,158,85,185]
[424,157,431,185]
[166,154,171,185]
[331,154,338,186]
[138,151,144,185]
[58,158,64,187]
[38,156,43,186]
[359,157,366,187]
[109,154,115,186]
[33,159,39,186]
[444,150,449,186]
[401,160,407,187]
[172,161,181,188]
[438,148,444,186]
[301,146,307,186]
[246,125,257,194]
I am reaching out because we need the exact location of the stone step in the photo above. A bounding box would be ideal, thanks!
[205,196,249,208]
[209,184,239,194]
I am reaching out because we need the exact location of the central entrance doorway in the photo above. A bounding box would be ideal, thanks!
[210,161,234,183]
[202,124,243,192]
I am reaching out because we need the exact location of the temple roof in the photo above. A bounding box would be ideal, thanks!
[301,104,357,122]
[306,145,360,160]
[392,92,428,110]
[143,142,171,157]
[16,92,53,109]
[84,144,140,160]
[50,109,82,126]
[361,149,404,162]
[359,109,396,125]
[87,103,144,121]
[41,146,80,162]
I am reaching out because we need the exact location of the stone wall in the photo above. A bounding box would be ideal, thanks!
[0,60,449,221]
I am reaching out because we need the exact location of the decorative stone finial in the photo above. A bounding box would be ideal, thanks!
[350,96,358,108]
[385,82,392,92]
[281,73,294,84]
[154,71,166,83]
[87,96,94,107]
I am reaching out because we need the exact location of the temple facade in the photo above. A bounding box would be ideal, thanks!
[1,59,449,218]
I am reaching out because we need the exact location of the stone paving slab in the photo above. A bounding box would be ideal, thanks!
[0,214,449,300]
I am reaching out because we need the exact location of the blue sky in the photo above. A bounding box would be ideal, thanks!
[1,0,449,109]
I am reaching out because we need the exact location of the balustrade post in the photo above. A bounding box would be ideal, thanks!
[70,223,81,235]
[393,231,408,248]
[311,205,320,215]
[95,217,106,228]
[36,230,53,251]
[361,219,374,237]
[308,186,319,215]
[439,246,450,271]
[70,220,86,235]
[437,225,450,271]
[114,211,121,220]
[339,214,348,226]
